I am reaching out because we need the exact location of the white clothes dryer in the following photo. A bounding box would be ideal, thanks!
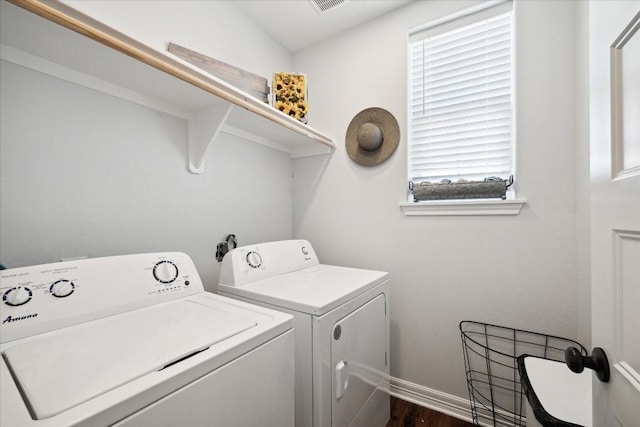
[218,240,390,427]
[0,252,294,427]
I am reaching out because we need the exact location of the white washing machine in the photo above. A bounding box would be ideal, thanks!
[0,252,295,427]
[218,239,390,427]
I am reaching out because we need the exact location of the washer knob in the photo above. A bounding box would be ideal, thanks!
[246,251,262,268]
[153,260,179,284]
[4,287,32,306]
[50,280,75,298]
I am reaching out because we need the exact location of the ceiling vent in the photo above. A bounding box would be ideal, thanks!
[309,0,347,13]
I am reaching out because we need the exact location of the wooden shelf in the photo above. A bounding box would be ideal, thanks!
[0,0,335,173]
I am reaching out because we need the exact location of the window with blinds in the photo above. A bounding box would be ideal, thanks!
[408,2,514,189]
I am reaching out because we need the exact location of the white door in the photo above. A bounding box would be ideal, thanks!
[589,2,640,426]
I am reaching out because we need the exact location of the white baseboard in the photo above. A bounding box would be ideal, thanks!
[388,377,519,427]
[389,377,475,423]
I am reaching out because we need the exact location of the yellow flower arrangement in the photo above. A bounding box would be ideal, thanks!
[273,72,309,123]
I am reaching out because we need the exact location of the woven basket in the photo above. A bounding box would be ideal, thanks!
[411,176,513,201]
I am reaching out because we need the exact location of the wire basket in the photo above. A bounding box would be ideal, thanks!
[459,321,587,427]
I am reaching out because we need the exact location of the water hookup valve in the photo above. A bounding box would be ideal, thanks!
[216,234,237,262]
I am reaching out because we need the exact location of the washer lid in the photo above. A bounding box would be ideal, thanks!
[2,300,256,420]
[220,265,388,315]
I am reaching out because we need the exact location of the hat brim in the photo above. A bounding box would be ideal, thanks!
[345,107,400,166]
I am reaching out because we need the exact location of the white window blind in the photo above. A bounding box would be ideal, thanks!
[408,3,513,185]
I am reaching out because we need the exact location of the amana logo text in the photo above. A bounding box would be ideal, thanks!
[2,313,38,324]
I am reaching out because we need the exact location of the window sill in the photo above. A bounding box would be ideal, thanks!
[399,199,526,216]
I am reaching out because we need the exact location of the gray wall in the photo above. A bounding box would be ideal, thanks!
[0,1,294,290]
[292,0,588,399]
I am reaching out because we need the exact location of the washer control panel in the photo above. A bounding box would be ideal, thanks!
[218,240,319,286]
[0,252,203,343]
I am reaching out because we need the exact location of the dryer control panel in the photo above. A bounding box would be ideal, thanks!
[0,252,203,343]
[219,240,319,286]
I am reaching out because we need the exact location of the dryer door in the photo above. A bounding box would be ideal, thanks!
[331,294,388,427]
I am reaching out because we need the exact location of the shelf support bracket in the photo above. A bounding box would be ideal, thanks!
[188,104,233,173]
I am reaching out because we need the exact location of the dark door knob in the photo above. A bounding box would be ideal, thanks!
[565,346,610,382]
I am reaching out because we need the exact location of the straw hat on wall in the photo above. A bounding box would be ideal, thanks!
[345,107,400,166]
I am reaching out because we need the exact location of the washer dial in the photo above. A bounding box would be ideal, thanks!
[50,279,75,298]
[3,287,33,306]
[246,251,262,268]
[153,260,179,284]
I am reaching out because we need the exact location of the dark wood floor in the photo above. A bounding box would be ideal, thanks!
[386,396,474,427]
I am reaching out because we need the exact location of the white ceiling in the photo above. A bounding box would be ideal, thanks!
[234,0,414,52]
